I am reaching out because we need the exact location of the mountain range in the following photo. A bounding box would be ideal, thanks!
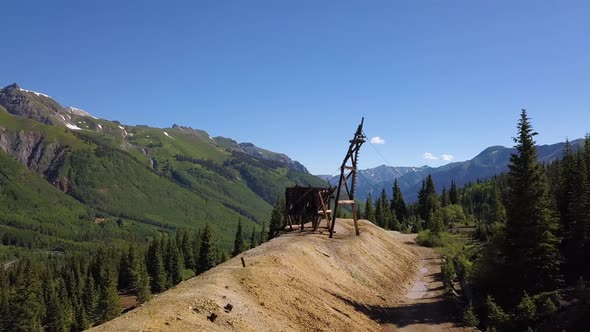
[321,139,584,203]
[0,81,581,252]
[0,83,323,251]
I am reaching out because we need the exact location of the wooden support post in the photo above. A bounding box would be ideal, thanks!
[317,191,331,231]
[351,202,359,236]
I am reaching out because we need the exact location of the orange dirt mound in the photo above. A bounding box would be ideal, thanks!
[90,219,419,331]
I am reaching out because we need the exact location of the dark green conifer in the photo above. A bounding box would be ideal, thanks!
[363,193,375,221]
[260,220,267,244]
[489,183,506,224]
[11,260,44,331]
[191,228,202,274]
[374,190,389,228]
[44,279,72,332]
[268,196,285,240]
[449,179,459,205]
[181,229,194,270]
[504,109,562,294]
[97,260,121,323]
[391,178,407,222]
[0,268,11,331]
[564,153,589,280]
[166,238,183,285]
[196,224,214,274]
[147,237,167,293]
[250,225,257,249]
[83,270,98,324]
[127,244,151,304]
[232,219,245,257]
[558,139,577,246]
[418,175,438,227]
[441,186,450,207]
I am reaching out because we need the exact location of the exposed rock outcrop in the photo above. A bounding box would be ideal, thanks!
[0,128,68,188]
[0,83,63,125]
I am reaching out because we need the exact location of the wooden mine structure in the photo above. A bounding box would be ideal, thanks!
[284,118,365,238]
[285,186,335,231]
[329,117,365,238]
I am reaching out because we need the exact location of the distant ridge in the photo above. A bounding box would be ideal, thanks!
[321,139,584,202]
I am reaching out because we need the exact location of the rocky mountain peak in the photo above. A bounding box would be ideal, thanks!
[4,83,20,90]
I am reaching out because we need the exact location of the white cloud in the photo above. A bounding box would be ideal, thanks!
[370,136,385,144]
[441,154,455,161]
[423,152,438,160]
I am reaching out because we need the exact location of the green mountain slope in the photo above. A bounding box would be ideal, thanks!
[0,83,325,253]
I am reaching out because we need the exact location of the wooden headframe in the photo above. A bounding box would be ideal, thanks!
[329,118,366,238]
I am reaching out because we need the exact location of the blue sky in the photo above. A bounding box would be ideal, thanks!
[2,1,589,174]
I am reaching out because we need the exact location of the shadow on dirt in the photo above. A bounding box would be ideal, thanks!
[328,292,460,328]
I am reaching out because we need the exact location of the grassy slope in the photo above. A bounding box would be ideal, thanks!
[0,105,323,250]
[0,149,161,253]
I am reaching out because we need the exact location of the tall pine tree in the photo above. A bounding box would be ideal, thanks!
[83,269,98,325]
[418,175,438,227]
[44,278,72,332]
[441,186,450,207]
[126,244,151,304]
[166,237,183,286]
[364,193,375,221]
[449,179,459,205]
[10,260,44,331]
[260,220,267,244]
[97,256,121,324]
[504,109,562,295]
[268,196,285,240]
[374,190,388,227]
[250,225,257,249]
[196,224,214,274]
[147,237,167,293]
[564,153,589,281]
[391,178,407,223]
[232,219,245,257]
[584,135,590,280]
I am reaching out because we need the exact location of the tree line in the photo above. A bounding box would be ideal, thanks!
[363,110,589,331]
[0,225,230,331]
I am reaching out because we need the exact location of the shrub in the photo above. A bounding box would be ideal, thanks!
[462,302,479,327]
[415,230,443,247]
[441,257,456,289]
[540,297,557,317]
[486,295,509,330]
[516,292,537,327]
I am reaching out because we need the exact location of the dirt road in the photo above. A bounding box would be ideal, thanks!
[384,233,470,332]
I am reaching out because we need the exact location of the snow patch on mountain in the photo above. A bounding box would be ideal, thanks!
[65,123,82,130]
[63,106,97,119]
[19,88,51,98]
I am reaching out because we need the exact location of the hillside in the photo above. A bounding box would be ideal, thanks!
[0,83,325,251]
[90,219,420,331]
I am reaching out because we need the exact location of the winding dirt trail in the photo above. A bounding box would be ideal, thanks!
[384,233,470,332]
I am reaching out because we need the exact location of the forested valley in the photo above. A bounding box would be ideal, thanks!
[2,107,589,331]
